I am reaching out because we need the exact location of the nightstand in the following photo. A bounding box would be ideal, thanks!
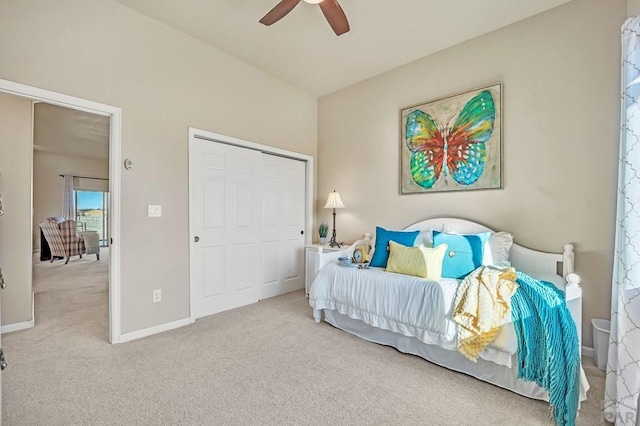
[304,244,348,296]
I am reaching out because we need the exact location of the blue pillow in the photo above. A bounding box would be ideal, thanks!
[433,231,490,279]
[370,226,420,268]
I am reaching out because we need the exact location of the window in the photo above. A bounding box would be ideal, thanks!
[75,190,109,247]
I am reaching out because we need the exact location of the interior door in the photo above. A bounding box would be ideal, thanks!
[190,139,262,319]
[261,154,306,299]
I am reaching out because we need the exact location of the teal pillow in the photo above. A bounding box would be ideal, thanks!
[433,231,490,279]
[370,226,420,268]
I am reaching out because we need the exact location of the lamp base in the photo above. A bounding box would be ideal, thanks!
[328,209,343,248]
[328,239,343,248]
[328,226,343,248]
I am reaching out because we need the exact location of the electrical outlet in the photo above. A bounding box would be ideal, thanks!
[152,289,162,303]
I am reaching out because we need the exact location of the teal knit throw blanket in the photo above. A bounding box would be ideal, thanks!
[511,272,580,426]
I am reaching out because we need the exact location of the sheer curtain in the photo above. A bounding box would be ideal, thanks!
[604,16,640,426]
[61,174,75,220]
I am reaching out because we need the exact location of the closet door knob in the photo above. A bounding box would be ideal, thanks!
[194,236,200,243]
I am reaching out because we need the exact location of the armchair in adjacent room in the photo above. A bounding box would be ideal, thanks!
[39,217,87,264]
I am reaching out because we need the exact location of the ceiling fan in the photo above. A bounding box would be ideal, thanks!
[259,0,350,36]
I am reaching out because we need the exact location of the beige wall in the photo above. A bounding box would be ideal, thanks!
[0,0,317,334]
[32,151,109,251]
[0,92,34,326]
[318,0,625,347]
[629,0,640,17]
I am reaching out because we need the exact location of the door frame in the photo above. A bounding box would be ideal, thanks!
[188,127,313,323]
[0,78,123,344]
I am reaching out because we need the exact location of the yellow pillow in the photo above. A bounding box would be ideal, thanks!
[386,241,447,280]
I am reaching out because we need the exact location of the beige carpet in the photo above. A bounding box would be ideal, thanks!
[2,260,606,425]
[32,248,108,294]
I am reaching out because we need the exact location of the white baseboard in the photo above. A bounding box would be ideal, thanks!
[581,346,595,358]
[1,319,34,334]
[117,317,192,344]
[2,291,36,334]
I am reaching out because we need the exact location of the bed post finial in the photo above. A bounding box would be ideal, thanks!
[562,243,575,278]
[566,273,581,287]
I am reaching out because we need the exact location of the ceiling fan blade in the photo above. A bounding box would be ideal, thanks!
[259,0,302,26]
[319,0,350,36]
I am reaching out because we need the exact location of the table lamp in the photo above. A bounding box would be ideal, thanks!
[323,190,345,248]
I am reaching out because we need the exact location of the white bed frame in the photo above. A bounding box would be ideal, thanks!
[405,218,583,346]
[311,217,586,402]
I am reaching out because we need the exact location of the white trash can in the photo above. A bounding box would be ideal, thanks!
[592,318,611,372]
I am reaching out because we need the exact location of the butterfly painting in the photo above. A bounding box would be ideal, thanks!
[401,84,502,194]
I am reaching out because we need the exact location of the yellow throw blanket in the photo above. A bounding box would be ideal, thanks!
[452,266,519,362]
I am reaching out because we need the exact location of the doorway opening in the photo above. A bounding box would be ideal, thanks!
[0,78,122,343]
[32,102,111,345]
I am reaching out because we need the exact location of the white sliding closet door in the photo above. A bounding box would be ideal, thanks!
[190,139,263,319]
[261,154,305,299]
[190,138,307,320]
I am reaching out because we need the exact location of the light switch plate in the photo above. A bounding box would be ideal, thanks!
[148,205,162,217]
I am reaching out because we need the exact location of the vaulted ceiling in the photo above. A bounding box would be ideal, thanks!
[113,0,572,96]
[31,1,572,159]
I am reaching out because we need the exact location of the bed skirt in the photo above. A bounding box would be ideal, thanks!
[322,310,589,403]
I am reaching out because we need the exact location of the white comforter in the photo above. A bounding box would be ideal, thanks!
[309,263,518,367]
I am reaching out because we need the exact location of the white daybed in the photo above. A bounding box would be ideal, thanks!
[308,217,588,403]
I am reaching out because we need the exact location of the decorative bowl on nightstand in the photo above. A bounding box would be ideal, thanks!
[337,256,370,269]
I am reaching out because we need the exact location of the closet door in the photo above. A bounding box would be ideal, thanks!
[261,154,305,299]
[190,140,262,319]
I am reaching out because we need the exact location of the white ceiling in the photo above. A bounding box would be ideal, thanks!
[113,0,572,96]
[33,103,110,160]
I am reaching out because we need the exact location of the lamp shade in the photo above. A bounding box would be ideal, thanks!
[324,190,345,209]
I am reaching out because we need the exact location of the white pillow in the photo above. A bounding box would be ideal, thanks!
[412,225,444,248]
[484,231,514,267]
[414,229,434,248]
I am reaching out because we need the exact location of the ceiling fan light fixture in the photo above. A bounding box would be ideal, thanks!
[260,0,349,36]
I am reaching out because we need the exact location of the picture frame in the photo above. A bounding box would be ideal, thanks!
[400,83,502,194]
